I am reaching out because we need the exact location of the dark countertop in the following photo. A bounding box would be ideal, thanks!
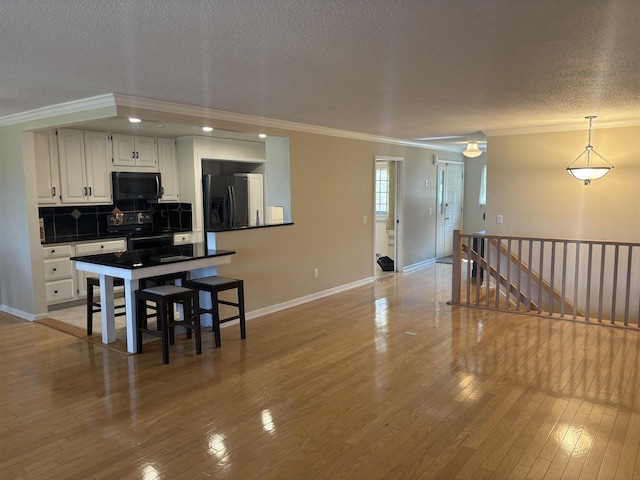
[41,228,193,245]
[71,243,235,270]
[208,222,294,233]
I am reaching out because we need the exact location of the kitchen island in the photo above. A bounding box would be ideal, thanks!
[72,243,235,353]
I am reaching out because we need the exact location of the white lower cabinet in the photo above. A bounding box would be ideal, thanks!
[173,232,192,245]
[43,239,126,306]
[43,244,75,304]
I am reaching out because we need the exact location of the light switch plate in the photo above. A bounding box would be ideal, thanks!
[496,214,503,224]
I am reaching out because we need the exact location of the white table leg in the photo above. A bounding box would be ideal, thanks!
[99,274,115,344]
[124,278,139,354]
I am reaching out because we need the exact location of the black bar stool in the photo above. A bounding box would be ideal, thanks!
[136,285,201,364]
[184,276,246,348]
[86,276,126,335]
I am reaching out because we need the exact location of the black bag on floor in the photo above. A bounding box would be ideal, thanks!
[377,256,394,271]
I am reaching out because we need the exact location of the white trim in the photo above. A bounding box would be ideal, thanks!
[484,117,640,137]
[402,258,436,273]
[0,94,116,127]
[0,93,459,151]
[0,304,48,321]
[227,276,375,324]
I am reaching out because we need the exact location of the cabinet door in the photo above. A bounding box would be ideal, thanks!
[135,135,157,168]
[83,130,112,203]
[157,137,179,202]
[57,128,87,204]
[112,133,136,166]
[35,130,61,205]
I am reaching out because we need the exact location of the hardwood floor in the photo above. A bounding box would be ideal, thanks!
[2,263,640,479]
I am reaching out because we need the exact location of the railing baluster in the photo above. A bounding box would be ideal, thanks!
[466,235,471,305]
[527,240,533,311]
[586,243,593,321]
[495,237,501,308]
[506,239,512,309]
[598,244,606,323]
[549,241,556,316]
[486,236,491,308]
[475,235,481,306]
[452,230,461,304]
[611,244,619,325]
[573,242,580,320]
[516,240,522,311]
[624,246,633,326]
[561,241,568,318]
[538,241,544,314]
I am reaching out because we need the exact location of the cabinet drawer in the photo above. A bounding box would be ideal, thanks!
[173,232,192,245]
[44,258,73,281]
[75,239,126,255]
[46,279,75,304]
[42,244,73,258]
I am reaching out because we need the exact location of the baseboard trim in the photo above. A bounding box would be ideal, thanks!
[220,276,375,328]
[0,304,48,322]
[402,258,436,273]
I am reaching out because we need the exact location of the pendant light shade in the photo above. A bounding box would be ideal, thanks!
[566,116,613,185]
[463,142,482,158]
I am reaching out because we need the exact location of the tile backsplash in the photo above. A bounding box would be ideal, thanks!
[39,201,192,243]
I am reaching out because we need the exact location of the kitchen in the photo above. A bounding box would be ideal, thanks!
[35,116,294,345]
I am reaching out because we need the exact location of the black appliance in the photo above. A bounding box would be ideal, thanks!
[112,171,162,201]
[107,212,173,250]
[203,175,250,229]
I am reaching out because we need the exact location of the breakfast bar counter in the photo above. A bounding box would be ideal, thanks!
[72,243,235,353]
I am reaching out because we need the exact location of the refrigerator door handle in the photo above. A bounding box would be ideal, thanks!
[230,186,237,226]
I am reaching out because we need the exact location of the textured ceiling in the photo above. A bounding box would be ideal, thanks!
[1,0,639,143]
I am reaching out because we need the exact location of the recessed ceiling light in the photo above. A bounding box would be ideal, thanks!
[156,124,164,128]
[202,126,213,132]
[258,133,267,139]
[128,117,142,123]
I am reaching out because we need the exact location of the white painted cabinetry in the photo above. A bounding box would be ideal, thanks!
[157,137,179,202]
[35,130,61,205]
[173,232,192,245]
[43,244,75,304]
[74,239,127,297]
[57,129,112,204]
[112,134,157,168]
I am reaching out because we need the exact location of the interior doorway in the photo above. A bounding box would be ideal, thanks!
[374,156,403,275]
[436,161,464,259]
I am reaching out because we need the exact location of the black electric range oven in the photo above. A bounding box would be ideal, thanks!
[107,212,174,250]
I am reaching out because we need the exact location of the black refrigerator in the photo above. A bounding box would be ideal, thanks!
[204,173,267,230]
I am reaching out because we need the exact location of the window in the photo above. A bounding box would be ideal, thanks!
[479,164,487,206]
[375,163,389,216]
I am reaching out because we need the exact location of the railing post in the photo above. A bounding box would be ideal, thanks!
[452,230,462,303]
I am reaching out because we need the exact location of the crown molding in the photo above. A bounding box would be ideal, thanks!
[112,94,460,152]
[0,94,116,127]
[485,117,640,137]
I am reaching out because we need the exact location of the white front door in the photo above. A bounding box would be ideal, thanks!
[436,162,464,258]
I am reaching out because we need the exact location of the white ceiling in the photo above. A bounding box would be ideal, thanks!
[1,0,639,147]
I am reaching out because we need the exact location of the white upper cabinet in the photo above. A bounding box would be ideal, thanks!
[35,130,61,205]
[157,137,179,202]
[112,134,157,169]
[57,129,112,204]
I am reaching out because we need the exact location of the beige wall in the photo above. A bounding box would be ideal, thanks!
[486,126,640,241]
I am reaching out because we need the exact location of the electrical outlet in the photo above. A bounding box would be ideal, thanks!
[314,268,319,278]
[428,208,433,215]
[362,216,367,224]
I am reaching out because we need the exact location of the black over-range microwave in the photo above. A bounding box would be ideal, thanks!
[112,172,162,201]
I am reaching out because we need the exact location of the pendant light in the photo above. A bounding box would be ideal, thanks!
[463,142,482,158]
[566,116,613,185]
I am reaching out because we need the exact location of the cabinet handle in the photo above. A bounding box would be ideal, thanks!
[53,268,57,272]
[136,151,139,159]
[52,186,56,197]
[54,290,58,294]
[101,245,104,249]
[52,250,55,253]
[89,187,92,196]
[84,187,88,196]
[132,151,135,158]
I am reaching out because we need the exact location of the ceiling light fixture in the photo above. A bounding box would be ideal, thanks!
[258,133,267,139]
[566,116,613,185]
[463,142,482,158]
[202,126,213,132]
[128,117,141,123]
